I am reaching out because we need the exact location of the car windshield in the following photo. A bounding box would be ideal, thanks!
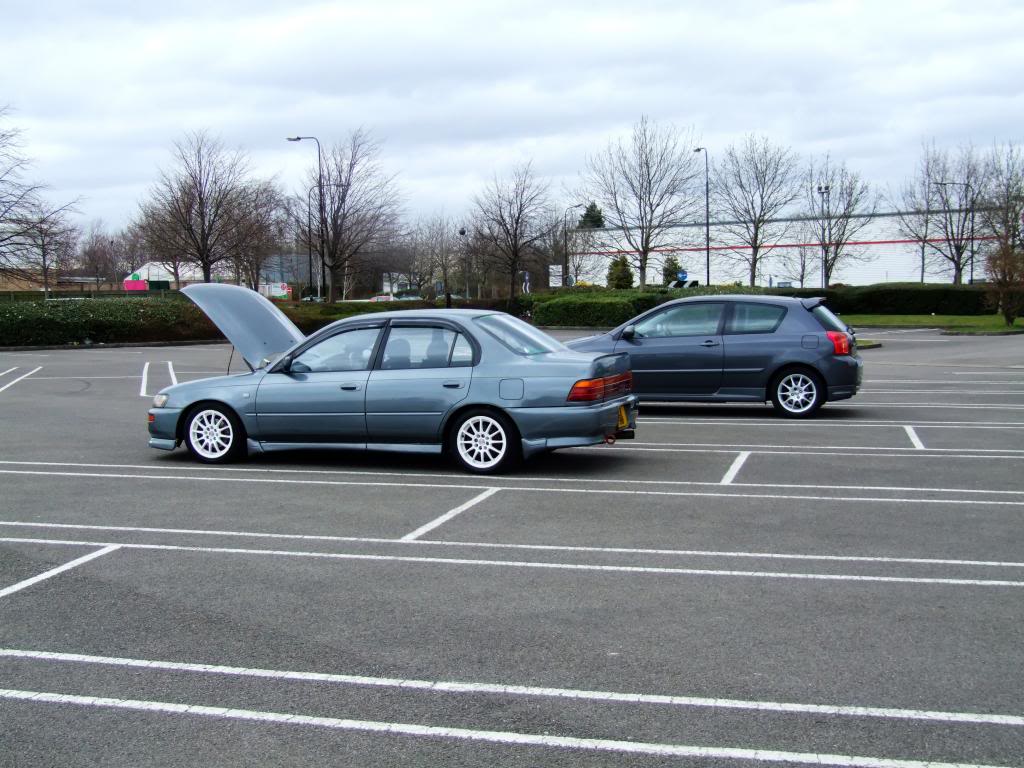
[473,314,566,356]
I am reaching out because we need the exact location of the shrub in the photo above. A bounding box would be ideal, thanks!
[0,298,218,346]
[606,255,634,289]
[532,296,637,327]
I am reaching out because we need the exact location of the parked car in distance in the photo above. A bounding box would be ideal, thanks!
[566,295,861,418]
[148,284,638,473]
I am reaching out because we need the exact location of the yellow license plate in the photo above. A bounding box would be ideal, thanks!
[617,406,628,429]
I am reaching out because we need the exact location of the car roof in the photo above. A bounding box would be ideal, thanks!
[317,308,499,334]
[668,294,812,305]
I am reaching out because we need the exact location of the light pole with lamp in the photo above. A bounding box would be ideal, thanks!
[935,180,975,284]
[286,136,326,297]
[458,226,469,299]
[694,147,710,286]
[817,184,831,288]
[562,203,585,289]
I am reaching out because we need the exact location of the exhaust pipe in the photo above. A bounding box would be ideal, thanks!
[605,435,616,445]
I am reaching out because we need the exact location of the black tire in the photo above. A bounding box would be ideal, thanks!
[183,404,247,464]
[449,408,521,474]
[770,368,825,418]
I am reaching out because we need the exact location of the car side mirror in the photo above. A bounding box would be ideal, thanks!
[620,325,636,340]
[273,355,292,374]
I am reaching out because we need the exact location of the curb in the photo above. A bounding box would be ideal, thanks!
[940,329,1024,336]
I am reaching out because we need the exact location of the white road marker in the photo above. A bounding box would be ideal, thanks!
[139,361,150,398]
[904,426,925,450]
[0,366,41,394]
[3,537,1024,587]
[0,545,119,599]
[0,367,17,378]
[3,459,1024,496]
[5,467,1024,507]
[166,360,177,385]
[401,488,500,541]
[2,647,1021,727]
[0,688,1013,767]
[720,451,750,485]
[4,520,1024,569]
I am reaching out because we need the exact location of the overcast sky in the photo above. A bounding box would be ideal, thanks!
[4,0,1022,231]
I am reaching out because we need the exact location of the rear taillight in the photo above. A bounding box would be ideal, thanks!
[567,372,632,402]
[826,331,850,355]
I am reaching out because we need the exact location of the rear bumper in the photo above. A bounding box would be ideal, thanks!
[824,356,863,402]
[509,395,639,459]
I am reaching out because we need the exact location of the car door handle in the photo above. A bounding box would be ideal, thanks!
[700,340,720,347]
[442,381,464,389]
[339,383,361,391]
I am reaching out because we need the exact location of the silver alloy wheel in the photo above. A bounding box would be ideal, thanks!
[777,373,817,414]
[456,414,507,470]
[188,409,235,460]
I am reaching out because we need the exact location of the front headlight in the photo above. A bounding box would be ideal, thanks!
[152,394,169,408]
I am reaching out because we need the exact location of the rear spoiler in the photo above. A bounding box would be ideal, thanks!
[799,297,826,310]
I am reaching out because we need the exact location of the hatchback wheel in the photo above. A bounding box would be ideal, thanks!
[451,409,520,474]
[771,370,824,418]
[184,405,245,463]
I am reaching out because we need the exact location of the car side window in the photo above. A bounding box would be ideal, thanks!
[726,303,787,334]
[381,327,457,370]
[291,327,381,373]
[634,303,724,338]
[449,333,475,367]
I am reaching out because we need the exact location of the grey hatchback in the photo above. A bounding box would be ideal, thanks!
[566,295,862,417]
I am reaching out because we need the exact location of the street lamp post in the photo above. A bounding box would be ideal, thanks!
[562,203,585,289]
[458,227,469,299]
[286,136,326,298]
[694,147,710,286]
[817,184,831,288]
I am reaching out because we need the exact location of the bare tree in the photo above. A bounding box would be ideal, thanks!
[474,162,552,298]
[138,130,252,283]
[233,180,288,290]
[76,220,117,286]
[302,128,403,301]
[422,215,461,305]
[583,117,701,288]
[713,135,801,286]
[803,155,877,286]
[777,238,817,288]
[11,201,77,297]
[894,143,985,284]
[0,106,47,276]
[110,223,148,278]
[979,143,1024,324]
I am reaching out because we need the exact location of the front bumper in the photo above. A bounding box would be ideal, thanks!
[148,407,183,451]
[509,395,639,459]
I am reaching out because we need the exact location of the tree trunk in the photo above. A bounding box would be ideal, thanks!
[202,262,212,283]
[637,252,647,289]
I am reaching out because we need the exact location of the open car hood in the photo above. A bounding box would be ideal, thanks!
[182,283,305,369]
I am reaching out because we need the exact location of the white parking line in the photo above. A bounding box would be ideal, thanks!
[2,468,1024,506]
[139,362,150,398]
[640,418,1024,428]
[719,452,749,485]
[166,361,177,385]
[0,366,42,394]
[903,426,925,450]
[0,367,17,378]
[1,460,1021,497]
[588,445,1024,460]
[617,440,1024,454]
[2,647,1020,727]
[0,688,1008,768]
[0,545,120,599]
[3,537,1023,587]
[4,521,1023,569]
[401,488,500,541]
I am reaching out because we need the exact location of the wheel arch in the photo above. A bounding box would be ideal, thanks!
[176,399,247,443]
[765,362,824,399]
[440,402,521,451]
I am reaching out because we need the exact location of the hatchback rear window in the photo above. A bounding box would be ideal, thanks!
[726,303,786,334]
[810,304,849,332]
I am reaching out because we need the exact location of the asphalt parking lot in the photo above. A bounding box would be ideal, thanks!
[1,328,1023,767]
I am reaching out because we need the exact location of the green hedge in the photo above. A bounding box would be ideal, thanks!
[532,296,638,327]
[765,284,992,315]
[0,298,219,346]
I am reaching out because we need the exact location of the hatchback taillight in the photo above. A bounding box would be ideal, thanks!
[826,331,850,355]
[568,372,632,402]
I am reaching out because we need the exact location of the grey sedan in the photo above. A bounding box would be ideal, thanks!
[148,284,637,473]
[566,295,862,417]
